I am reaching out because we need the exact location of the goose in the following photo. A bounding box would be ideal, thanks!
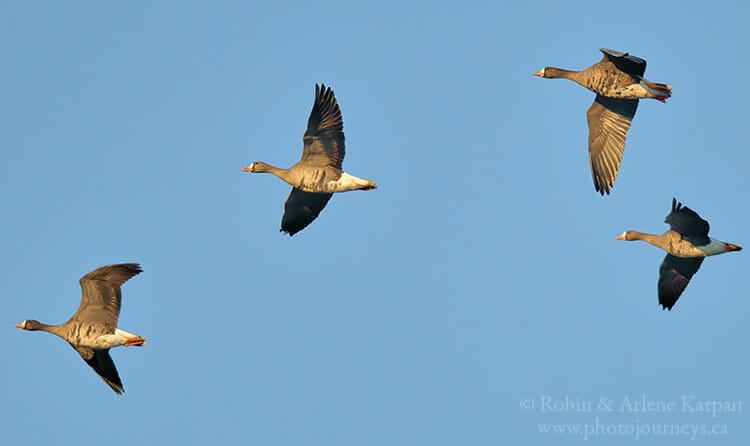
[15,263,145,394]
[242,84,377,236]
[616,199,741,310]
[533,48,672,195]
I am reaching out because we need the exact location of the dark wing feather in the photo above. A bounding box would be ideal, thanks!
[301,84,345,169]
[664,198,710,238]
[658,254,704,310]
[586,95,638,195]
[281,187,333,236]
[69,264,142,326]
[599,48,646,76]
[72,346,124,394]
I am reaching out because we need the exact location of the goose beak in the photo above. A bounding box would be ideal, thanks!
[615,235,626,240]
[726,243,742,252]
[241,165,252,172]
[532,70,544,77]
[14,323,23,328]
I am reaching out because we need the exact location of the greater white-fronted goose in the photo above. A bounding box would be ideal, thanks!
[533,48,672,195]
[242,84,377,236]
[616,199,741,310]
[15,263,145,394]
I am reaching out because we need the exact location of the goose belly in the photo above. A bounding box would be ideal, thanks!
[601,81,670,100]
[592,83,650,99]
[618,84,651,98]
[297,171,367,193]
[666,239,707,258]
[296,169,341,193]
[652,233,702,257]
[77,328,137,349]
[327,172,368,192]
[667,238,729,257]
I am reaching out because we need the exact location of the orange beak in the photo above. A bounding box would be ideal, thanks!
[615,235,626,240]
[241,166,252,172]
[532,70,544,77]
[14,323,23,328]
[725,243,743,252]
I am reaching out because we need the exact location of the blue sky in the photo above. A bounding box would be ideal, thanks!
[2,1,748,444]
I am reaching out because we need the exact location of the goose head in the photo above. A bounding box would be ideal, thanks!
[615,231,637,241]
[241,161,276,173]
[532,67,570,79]
[242,162,259,172]
[14,319,43,330]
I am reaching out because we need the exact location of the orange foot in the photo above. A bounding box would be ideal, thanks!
[124,336,145,347]
[655,96,666,103]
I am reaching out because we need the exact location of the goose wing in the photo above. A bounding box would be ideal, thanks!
[281,188,333,236]
[72,346,124,394]
[658,254,704,310]
[300,84,345,170]
[599,48,646,77]
[664,198,710,238]
[587,95,638,195]
[68,263,142,326]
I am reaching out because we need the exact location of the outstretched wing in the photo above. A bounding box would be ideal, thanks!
[69,263,142,326]
[664,197,710,239]
[300,84,345,169]
[658,254,704,310]
[281,188,333,236]
[72,346,124,395]
[600,48,646,77]
[587,95,638,195]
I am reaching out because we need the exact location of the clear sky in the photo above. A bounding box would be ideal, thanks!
[2,1,748,444]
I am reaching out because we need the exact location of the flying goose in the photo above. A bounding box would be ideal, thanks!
[242,84,377,236]
[533,48,672,195]
[616,199,741,310]
[15,263,145,394]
